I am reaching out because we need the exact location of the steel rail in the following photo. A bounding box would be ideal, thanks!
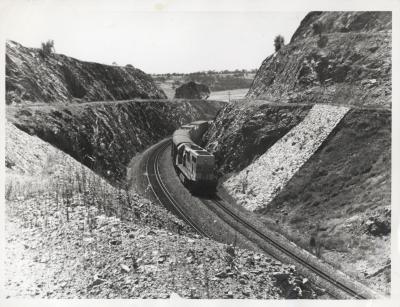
[208,197,375,299]
[145,140,208,237]
[146,139,378,299]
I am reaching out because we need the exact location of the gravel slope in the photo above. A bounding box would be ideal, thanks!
[203,100,390,295]
[224,104,349,211]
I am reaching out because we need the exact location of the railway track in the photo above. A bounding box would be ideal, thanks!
[205,197,380,299]
[145,139,208,237]
[146,140,381,299]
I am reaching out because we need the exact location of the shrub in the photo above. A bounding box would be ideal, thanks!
[274,35,285,52]
[40,40,54,57]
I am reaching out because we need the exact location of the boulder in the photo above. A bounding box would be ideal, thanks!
[174,81,210,99]
[366,216,390,236]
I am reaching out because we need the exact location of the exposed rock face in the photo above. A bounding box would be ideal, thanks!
[223,104,349,211]
[6,40,166,104]
[5,121,188,233]
[174,81,210,99]
[204,101,312,176]
[290,12,392,43]
[259,108,391,294]
[204,100,391,294]
[7,99,225,184]
[247,11,391,107]
[261,107,391,228]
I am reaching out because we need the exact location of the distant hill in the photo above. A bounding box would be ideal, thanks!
[247,11,391,108]
[6,40,166,104]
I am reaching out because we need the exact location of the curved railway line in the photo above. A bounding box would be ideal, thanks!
[146,140,208,237]
[204,198,378,299]
[145,139,381,300]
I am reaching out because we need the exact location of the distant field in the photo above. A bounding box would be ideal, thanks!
[153,70,255,99]
[208,88,249,102]
[155,82,249,102]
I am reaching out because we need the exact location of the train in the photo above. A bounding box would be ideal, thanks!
[171,120,217,193]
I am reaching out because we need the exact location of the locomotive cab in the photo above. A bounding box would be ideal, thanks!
[175,143,216,192]
[171,121,217,193]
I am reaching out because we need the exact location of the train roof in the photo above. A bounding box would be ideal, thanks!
[185,143,214,157]
[190,120,209,125]
[172,129,193,146]
[181,124,194,129]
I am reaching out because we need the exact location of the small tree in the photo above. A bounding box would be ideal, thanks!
[40,40,55,57]
[274,35,285,52]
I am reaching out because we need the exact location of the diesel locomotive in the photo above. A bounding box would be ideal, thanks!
[171,120,217,193]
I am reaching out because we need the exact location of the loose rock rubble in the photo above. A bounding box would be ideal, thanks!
[204,101,312,176]
[224,104,349,211]
[5,196,316,299]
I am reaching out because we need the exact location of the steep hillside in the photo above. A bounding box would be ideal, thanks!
[204,101,391,294]
[204,101,312,177]
[290,12,392,43]
[7,99,225,184]
[223,104,350,211]
[6,40,166,104]
[257,108,391,294]
[247,11,391,107]
[5,121,188,234]
[6,122,313,299]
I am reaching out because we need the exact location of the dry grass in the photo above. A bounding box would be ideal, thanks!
[6,158,129,227]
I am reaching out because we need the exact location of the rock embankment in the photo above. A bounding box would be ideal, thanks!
[6,40,166,104]
[258,108,391,294]
[223,104,349,211]
[204,101,312,176]
[246,11,391,108]
[205,100,391,294]
[174,81,210,99]
[7,99,225,184]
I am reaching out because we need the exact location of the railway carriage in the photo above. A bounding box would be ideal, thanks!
[172,121,217,193]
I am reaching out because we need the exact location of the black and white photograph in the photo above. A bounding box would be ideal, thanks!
[1,0,398,303]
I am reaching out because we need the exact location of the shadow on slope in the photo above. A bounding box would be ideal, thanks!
[7,99,225,185]
[257,109,391,294]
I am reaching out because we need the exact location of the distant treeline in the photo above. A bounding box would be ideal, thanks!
[153,69,257,91]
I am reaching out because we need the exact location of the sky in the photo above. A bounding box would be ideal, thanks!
[0,1,308,74]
